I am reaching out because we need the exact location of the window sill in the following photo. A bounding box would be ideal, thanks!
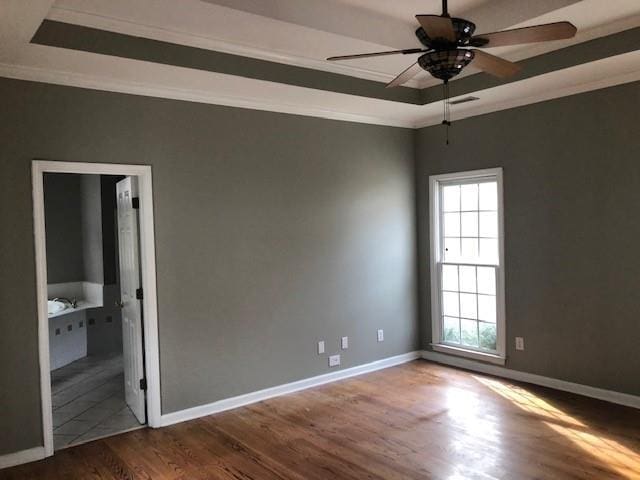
[430,344,506,365]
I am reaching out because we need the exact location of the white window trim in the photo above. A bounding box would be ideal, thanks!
[429,167,506,364]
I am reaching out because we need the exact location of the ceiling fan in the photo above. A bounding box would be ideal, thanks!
[327,0,577,141]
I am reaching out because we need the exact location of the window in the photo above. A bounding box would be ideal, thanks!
[429,168,505,364]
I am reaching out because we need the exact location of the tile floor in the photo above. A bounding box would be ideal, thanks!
[51,353,143,450]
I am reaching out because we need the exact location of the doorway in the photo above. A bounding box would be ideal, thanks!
[32,161,161,458]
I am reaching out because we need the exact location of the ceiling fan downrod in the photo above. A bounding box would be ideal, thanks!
[442,0,449,17]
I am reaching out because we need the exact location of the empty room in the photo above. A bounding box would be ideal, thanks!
[0,1,639,479]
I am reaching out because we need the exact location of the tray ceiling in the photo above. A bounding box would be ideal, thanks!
[0,0,639,129]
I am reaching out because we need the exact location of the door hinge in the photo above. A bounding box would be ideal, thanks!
[132,197,140,209]
[136,287,143,300]
[139,378,147,391]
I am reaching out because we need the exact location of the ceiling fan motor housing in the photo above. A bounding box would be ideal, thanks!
[419,49,475,81]
[415,17,476,48]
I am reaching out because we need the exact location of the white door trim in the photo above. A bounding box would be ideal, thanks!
[31,160,162,459]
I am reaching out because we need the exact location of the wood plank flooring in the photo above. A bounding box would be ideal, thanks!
[2,360,639,479]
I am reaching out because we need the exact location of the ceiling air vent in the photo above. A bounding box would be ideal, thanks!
[448,96,479,105]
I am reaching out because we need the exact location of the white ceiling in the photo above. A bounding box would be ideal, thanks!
[0,0,639,130]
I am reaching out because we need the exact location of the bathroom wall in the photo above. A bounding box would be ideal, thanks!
[101,175,124,285]
[44,174,84,283]
[86,290,123,356]
[80,174,104,284]
[44,173,124,364]
[86,176,124,356]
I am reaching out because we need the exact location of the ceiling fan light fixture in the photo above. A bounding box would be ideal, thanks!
[326,0,577,144]
[419,49,475,81]
[415,18,476,48]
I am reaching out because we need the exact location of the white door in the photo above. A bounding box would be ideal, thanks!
[116,176,146,424]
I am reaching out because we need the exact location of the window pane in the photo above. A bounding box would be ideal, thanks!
[443,185,460,212]
[444,238,460,261]
[443,316,460,344]
[479,238,498,264]
[442,265,458,291]
[478,295,496,322]
[479,181,497,211]
[460,184,478,211]
[459,265,476,293]
[444,212,460,237]
[479,322,497,350]
[461,238,478,261]
[479,211,497,238]
[442,292,459,317]
[461,212,478,237]
[477,267,496,295]
[435,174,502,357]
[460,293,477,319]
[461,319,479,347]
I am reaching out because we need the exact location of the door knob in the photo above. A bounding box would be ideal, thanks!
[115,300,124,308]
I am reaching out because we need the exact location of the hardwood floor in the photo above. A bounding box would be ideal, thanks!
[2,360,639,479]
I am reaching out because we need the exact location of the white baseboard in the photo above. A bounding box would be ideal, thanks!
[160,351,421,427]
[0,446,45,470]
[422,350,640,410]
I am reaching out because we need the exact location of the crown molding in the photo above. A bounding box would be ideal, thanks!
[0,59,418,129]
[2,45,639,132]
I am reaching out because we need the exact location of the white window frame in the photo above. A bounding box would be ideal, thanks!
[429,167,506,365]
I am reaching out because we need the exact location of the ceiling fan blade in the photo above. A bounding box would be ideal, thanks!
[386,62,423,88]
[471,50,521,78]
[416,15,456,43]
[327,48,426,61]
[471,21,577,48]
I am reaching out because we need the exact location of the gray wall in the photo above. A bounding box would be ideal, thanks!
[86,176,124,356]
[0,78,417,454]
[43,173,105,285]
[43,174,84,283]
[417,81,640,396]
[80,174,104,284]
[44,173,122,357]
[101,175,124,285]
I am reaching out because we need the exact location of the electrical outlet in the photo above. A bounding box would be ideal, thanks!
[341,336,348,349]
[515,337,525,351]
[318,341,325,354]
[377,329,384,342]
[329,354,341,367]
